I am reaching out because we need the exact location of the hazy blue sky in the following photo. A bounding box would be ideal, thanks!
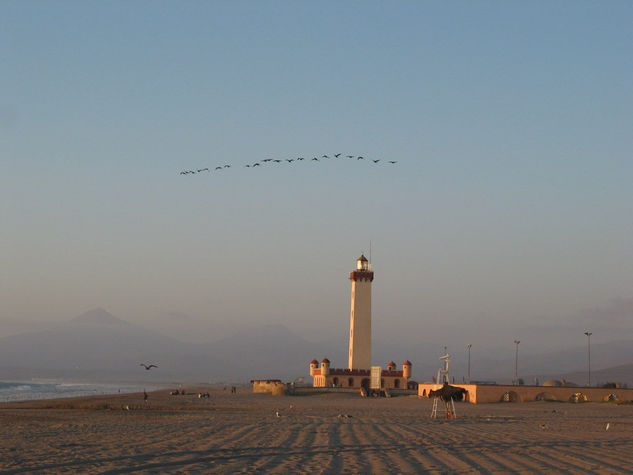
[2,1,632,355]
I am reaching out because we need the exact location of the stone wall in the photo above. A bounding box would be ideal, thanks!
[418,383,633,404]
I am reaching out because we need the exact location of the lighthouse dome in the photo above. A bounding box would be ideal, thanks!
[356,255,369,271]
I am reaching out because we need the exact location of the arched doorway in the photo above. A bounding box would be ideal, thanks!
[501,391,520,402]
[394,379,400,389]
[361,378,370,392]
[348,377,354,387]
[332,377,339,388]
[569,392,588,403]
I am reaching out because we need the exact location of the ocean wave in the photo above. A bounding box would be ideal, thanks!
[0,380,151,403]
[0,383,34,392]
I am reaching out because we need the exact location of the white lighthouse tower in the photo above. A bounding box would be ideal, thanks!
[348,255,374,370]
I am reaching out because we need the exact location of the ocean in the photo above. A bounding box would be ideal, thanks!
[0,380,151,403]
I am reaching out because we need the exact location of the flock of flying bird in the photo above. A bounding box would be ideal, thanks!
[179,153,397,175]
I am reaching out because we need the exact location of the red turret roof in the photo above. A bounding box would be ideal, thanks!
[310,359,319,365]
[321,358,330,364]
[403,360,412,366]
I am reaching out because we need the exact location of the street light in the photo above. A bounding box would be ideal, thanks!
[467,344,472,383]
[584,331,592,387]
[514,340,520,385]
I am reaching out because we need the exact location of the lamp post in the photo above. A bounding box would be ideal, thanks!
[584,331,592,387]
[514,340,520,385]
[467,344,472,383]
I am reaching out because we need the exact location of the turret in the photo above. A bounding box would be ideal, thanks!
[309,359,319,377]
[321,358,330,376]
[387,361,396,371]
[402,360,412,379]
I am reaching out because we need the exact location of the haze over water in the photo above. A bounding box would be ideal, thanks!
[2,2,632,364]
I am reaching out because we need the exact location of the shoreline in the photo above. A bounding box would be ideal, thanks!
[0,379,173,404]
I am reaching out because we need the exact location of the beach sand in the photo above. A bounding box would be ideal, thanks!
[1,387,632,473]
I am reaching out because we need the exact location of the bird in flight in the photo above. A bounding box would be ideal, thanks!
[297,157,305,161]
[334,153,341,158]
[322,154,329,158]
[215,166,222,170]
[389,161,397,164]
[312,157,319,161]
[139,363,157,370]
[372,159,380,163]
[224,165,230,168]
[357,156,364,160]
[346,155,354,158]
[286,159,294,163]
[273,159,281,163]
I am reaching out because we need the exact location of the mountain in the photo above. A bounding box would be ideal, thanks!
[0,310,332,383]
[201,324,344,381]
[0,309,216,382]
[1,309,631,385]
[69,308,128,325]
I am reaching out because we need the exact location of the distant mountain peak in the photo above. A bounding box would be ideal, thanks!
[70,308,127,325]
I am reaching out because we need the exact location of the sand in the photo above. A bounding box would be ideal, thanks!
[1,387,632,473]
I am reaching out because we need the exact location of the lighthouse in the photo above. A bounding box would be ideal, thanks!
[307,255,412,389]
[348,254,374,370]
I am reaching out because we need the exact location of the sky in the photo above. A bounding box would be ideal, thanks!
[2,1,632,357]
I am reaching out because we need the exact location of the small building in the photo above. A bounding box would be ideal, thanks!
[251,379,286,395]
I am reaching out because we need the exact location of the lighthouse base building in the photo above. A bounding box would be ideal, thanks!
[309,255,413,391]
[310,359,413,390]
